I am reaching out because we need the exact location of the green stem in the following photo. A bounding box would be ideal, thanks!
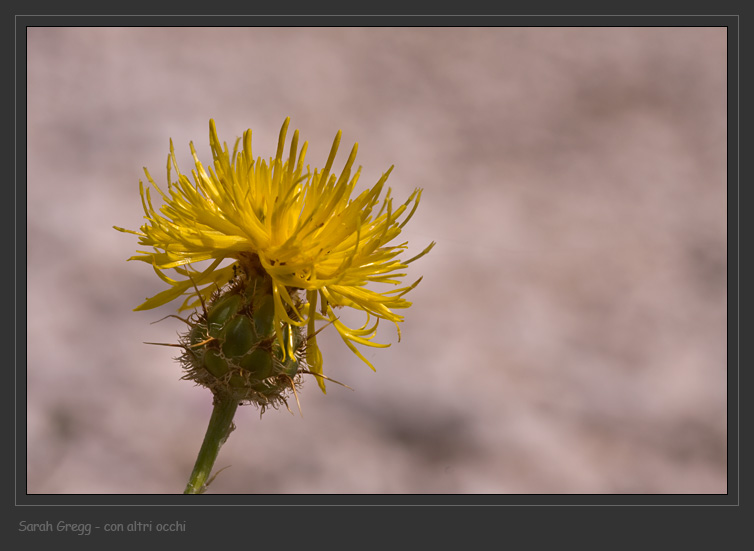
[184,395,239,494]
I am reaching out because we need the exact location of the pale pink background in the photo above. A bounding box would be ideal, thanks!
[26,27,727,494]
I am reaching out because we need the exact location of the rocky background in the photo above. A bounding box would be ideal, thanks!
[26,27,727,494]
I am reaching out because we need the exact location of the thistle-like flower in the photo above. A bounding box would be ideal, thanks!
[115,118,433,401]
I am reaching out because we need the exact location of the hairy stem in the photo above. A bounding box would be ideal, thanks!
[184,395,239,494]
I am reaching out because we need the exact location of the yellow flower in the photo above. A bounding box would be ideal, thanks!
[115,118,434,392]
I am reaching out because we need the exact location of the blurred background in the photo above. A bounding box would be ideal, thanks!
[26,27,727,494]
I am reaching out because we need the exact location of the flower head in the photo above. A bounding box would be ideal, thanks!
[115,118,433,392]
